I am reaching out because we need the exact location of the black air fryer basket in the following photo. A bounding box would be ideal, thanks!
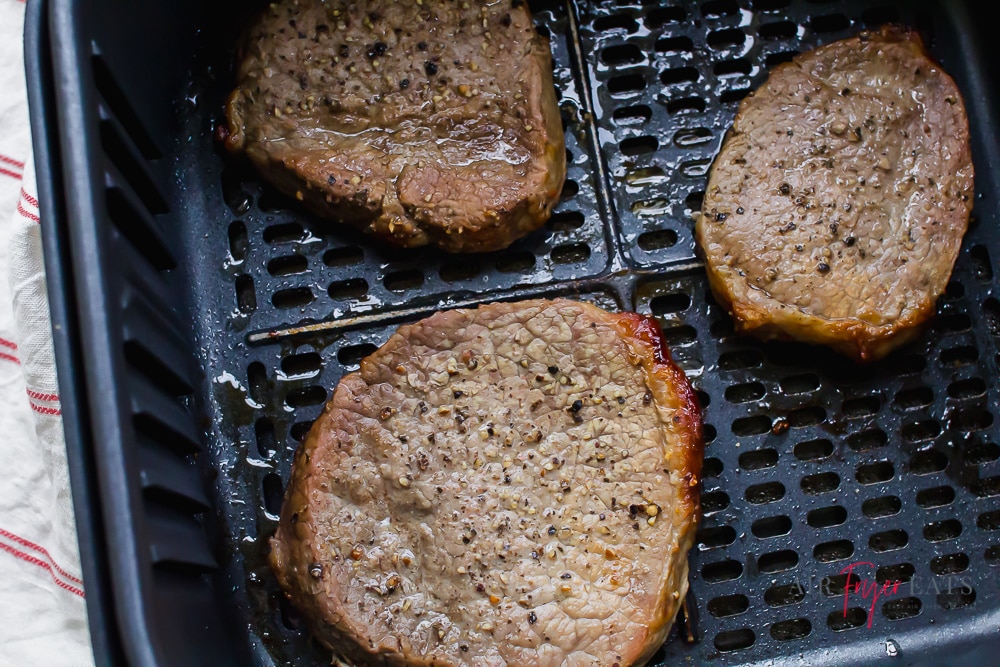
[24,0,1000,664]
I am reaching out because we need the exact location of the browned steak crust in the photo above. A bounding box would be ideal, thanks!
[225,0,566,253]
[695,26,974,361]
[270,299,703,666]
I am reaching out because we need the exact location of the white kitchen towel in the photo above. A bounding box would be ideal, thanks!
[0,0,94,665]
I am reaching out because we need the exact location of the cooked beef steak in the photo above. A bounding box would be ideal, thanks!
[224,0,566,253]
[270,299,703,666]
[695,26,974,361]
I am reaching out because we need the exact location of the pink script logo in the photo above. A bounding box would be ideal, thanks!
[840,561,903,628]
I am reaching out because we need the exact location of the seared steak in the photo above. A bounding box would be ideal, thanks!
[224,0,566,253]
[695,26,974,361]
[270,299,703,666]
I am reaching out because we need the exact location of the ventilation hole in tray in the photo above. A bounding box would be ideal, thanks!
[255,418,276,457]
[752,515,792,538]
[739,447,777,470]
[770,618,811,641]
[607,73,646,95]
[863,495,902,519]
[685,190,705,213]
[971,476,1000,498]
[841,395,880,419]
[660,66,699,86]
[323,246,364,267]
[987,545,1000,564]
[707,27,746,49]
[821,574,847,597]
[247,362,267,404]
[795,438,833,461]
[257,188,288,213]
[788,405,825,428]
[883,597,921,621]
[941,345,978,367]
[620,135,658,155]
[228,221,248,262]
[732,415,771,437]
[702,559,743,582]
[601,43,644,65]
[798,471,841,498]
[710,318,735,339]
[971,245,993,281]
[267,254,308,277]
[701,0,738,17]
[285,386,326,408]
[714,58,752,77]
[810,13,851,33]
[828,608,866,632]
[645,5,686,27]
[714,628,754,652]
[439,260,480,282]
[383,269,424,292]
[548,211,585,233]
[893,386,933,411]
[704,423,718,443]
[808,505,847,529]
[666,96,707,114]
[765,50,798,68]
[612,104,652,125]
[702,457,723,478]
[848,427,887,452]
[328,278,369,300]
[263,222,305,244]
[947,377,986,401]
[649,292,690,315]
[698,525,737,550]
[944,280,965,302]
[877,562,915,584]
[496,252,536,274]
[760,20,797,40]
[702,491,730,515]
[337,343,377,369]
[708,594,749,618]
[925,519,962,543]
[776,373,817,395]
[856,461,894,485]
[560,180,580,200]
[909,449,948,476]
[661,325,698,346]
[902,419,941,443]
[978,510,1000,531]
[550,243,591,265]
[655,35,694,54]
[262,472,284,515]
[680,159,712,178]
[938,587,976,610]
[279,595,303,632]
[272,287,314,309]
[917,485,955,508]
[931,552,970,575]
[719,350,764,372]
[765,582,805,607]
[886,352,926,375]
[726,382,765,404]
[814,539,854,563]
[289,420,314,442]
[673,127,714,146]
[952,407,995,433]
[281,352,322,379]
[759,549,798,573]
[862,5,900,25]
[593,13,638,33]
[637,229,677,250]
[870,529,908,553]
[91,54,161,159]
[753,0,790,9]
[720,88,753,104]
[936,312,973,334]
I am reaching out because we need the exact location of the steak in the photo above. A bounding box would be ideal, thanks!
[224,0,566,253]
[270,299,703,666]
[695,26,974,361]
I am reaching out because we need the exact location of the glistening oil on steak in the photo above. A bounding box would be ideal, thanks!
[269,300,702,666]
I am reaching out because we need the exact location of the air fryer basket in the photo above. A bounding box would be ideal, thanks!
[29,0,1000,665]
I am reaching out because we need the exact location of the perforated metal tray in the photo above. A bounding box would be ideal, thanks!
[28,0,1000,665]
